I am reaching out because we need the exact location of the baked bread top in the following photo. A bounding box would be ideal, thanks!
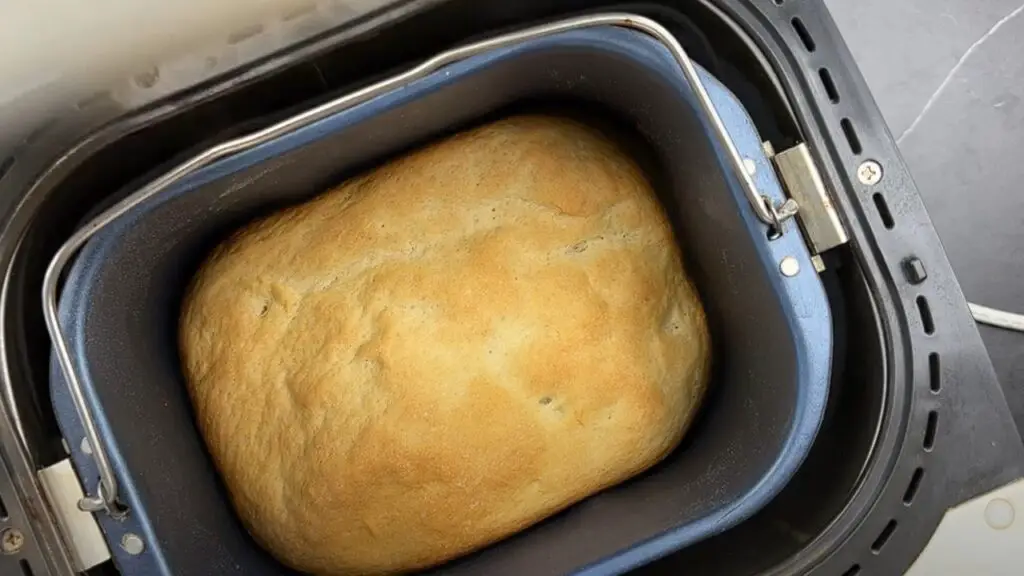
[179,115,710,575]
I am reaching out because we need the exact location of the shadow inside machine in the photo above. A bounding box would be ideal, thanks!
[641,255,885,575]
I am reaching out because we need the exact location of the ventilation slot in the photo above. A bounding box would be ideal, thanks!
[840,118,862,154]
[924,411,938,450]
[903,467,924,504]
[871,520,897,553]
[0,492,7,520]
[21,559,35,576]
[0,156,13,182]
[917,295,935,335]
[819,68,840,103]
[929,353,941,392]
[842,566,861,576]
[283,2,317,21]
[228,24,265,44]
[872,193,895,229]
[75,91,112,111]
[792,17,816,52]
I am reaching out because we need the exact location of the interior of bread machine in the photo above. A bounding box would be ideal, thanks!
[4,5,887,576]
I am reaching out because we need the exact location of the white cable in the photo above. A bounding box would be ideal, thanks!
[969,302,1024,333]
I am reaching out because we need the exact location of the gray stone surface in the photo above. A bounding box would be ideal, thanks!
[828,0,1024,432]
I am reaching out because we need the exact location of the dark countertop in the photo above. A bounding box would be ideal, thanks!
[828,0,1024,433]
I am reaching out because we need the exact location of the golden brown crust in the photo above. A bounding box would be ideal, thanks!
[179,115,710,575]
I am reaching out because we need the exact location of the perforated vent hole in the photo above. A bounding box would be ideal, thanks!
[903,467,924,504]
[929,353,941,392]
[842,565,861,576]
[871,520,897,552]
[792,17,816,52]
[872,193,895,229]
[917,295,935,335]
[819,68,840,103]
[21,559,35,576]
[924,411,938,450]
[0,492,7,520]
[841,118,862,154]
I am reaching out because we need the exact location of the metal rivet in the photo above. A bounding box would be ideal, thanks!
[780,256,800,277]
[1,528,24,554]
[857,160,883,185]
[743,157,757,175]
[80,437,93,455]
[902,257,928,285]
[984,498,1015,530]
[121,533,145,555]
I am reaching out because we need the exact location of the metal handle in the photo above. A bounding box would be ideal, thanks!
[42,12,795,517]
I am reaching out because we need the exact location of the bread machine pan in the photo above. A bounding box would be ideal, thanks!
[48,17,832,576]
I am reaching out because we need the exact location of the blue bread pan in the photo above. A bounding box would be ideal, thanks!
[51,24,831,576]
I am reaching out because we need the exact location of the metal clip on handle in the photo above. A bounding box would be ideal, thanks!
[42,12,795,517]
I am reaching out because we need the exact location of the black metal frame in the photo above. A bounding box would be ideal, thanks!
[690,2,1024,573]
[0,1,1020,575]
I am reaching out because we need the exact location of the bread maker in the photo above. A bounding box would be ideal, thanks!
[0,2,1021,576]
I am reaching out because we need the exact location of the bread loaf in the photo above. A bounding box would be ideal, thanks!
[179,115,710,575]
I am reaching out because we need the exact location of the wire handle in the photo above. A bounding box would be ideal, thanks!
[42,12,796,517]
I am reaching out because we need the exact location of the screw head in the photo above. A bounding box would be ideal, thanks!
[121,533,145,555]
[857,160,883,185]
[780,256,801,277]
[1,528,25,554]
